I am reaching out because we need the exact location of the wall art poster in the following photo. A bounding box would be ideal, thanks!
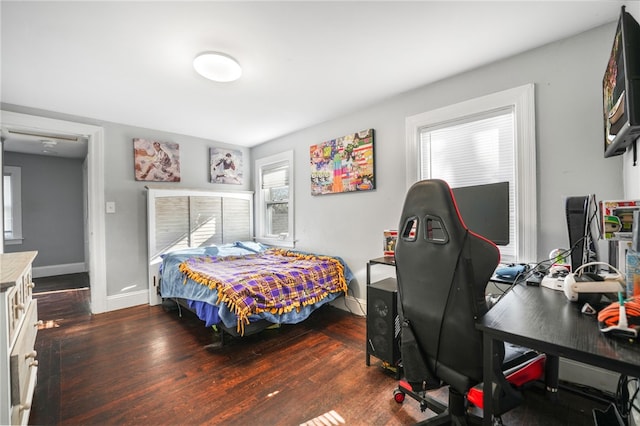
[310,128,375,195]
[133,138,180,182]
[210,147,243,184]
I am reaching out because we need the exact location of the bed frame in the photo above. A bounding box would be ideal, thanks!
[161,297,274,348]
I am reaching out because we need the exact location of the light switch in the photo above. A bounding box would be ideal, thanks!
[106,201,116,214]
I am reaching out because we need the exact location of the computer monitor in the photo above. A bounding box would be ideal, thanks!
[452,181,509,246]
[566,195,600,272]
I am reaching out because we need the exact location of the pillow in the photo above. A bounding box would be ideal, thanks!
[234,241,266,253]
[161,245,218,258]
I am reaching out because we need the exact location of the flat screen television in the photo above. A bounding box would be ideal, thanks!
[603,6,640,158]
[452,181,509,246]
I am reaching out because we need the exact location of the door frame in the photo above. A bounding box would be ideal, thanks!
[0,110,107,313]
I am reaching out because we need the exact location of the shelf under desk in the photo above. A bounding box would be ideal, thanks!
[477,283,640,425]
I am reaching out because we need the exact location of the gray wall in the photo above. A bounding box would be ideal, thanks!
[0,106,251,297]
[3,152,85,268]
[251,22,625,300]
[100,123,251,297]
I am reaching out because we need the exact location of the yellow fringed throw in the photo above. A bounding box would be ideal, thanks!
[178,249,348,335]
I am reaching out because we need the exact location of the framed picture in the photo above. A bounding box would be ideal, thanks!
[383,230,398,257]
[310,128,375,195]
[133,138,180,182]
[210,148,243,184]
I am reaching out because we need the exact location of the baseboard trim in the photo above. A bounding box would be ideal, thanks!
[106,290,148,312]
[331,294,366,316]
[32,262,87,278]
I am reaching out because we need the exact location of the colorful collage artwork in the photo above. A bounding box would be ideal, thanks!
[310,129,375,195]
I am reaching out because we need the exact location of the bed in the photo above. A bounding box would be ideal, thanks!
[145,186,354,345]
[158,240,354,339]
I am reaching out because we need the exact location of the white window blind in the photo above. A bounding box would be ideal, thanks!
[262,162,289,237]
[406,84,536,263]
[255,151,294,247]
[419,108,514,186]
[419,107,517,259]
[262,163,289,189]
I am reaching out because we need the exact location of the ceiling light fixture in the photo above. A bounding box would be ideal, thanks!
[8,129,79,142]
[193,52,242,82]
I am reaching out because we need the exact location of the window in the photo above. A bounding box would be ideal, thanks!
[3,166,23,244]
[255,151,294,248]
[405,84,536,263]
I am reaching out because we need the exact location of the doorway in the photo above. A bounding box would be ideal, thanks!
[0,110,107,313]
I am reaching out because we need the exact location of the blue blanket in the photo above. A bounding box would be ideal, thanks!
[160,241,354,329]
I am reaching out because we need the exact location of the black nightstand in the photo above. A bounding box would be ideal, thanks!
[365,257,401,378]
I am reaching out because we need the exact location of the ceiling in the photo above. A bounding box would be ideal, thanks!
[1,127,88,158]
[1,1,637,157]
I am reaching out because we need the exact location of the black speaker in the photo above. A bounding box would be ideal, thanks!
[366,277,401,372]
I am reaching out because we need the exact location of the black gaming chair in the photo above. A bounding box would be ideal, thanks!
[393,179,544,425]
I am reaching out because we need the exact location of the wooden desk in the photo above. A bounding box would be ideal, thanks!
[477,284,640,425]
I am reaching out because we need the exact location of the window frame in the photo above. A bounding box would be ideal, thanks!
[254,150,295,248]
[3,165,23,245]
[405,84,537,262]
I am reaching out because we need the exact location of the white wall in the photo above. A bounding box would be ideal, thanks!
[620,4,639,203]
[251,22,625,302]
[623,146,640,198]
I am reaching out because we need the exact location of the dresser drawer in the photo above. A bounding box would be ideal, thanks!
[10,299,39,406]
[21,266,34,302]
[6,284,21,345]
[7,266,35,347]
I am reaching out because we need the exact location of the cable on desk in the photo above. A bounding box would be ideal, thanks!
[492,238,586,299]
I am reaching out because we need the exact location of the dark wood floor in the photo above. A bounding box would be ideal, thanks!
[29,282,610,425]
[33,272,89,293]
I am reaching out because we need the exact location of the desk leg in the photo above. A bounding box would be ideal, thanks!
[545,354,560,402]
[482,333,500,426]
[366,262,370,367]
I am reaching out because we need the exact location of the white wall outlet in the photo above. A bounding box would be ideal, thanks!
[106,201,116,214]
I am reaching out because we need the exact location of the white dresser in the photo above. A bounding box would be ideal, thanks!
[0,251,39,426]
